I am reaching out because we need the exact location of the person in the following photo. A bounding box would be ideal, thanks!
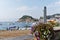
[34,31,40,40]
[31,22,40,40]
[31,22,37,34]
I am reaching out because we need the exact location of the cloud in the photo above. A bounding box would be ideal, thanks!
[47,1,60,8]
[17,6,29,12]
[15,0,21,2]
[17,6,39,13]
[16,6,42,19]
[46,1,60,15]
[55,1,60,5]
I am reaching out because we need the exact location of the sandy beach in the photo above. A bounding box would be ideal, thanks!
[0,30,31,38]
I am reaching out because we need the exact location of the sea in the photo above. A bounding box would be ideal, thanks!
[0,22,33,30]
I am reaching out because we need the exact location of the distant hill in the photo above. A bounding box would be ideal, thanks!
[17,15,38,22]
[46,13,60,19]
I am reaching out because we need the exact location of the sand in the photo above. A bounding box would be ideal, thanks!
[0,30,31,38]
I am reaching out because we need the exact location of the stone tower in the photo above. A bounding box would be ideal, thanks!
[44,6,47,23]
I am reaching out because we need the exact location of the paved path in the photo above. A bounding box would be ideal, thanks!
[0,34,34,40]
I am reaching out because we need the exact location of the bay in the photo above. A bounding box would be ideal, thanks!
[0,22,33,30]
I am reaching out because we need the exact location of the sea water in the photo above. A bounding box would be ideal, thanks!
[0,22,33,30]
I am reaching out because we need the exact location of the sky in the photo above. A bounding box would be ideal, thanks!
[0,0,60,22]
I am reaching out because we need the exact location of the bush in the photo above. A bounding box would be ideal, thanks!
[32,23,54,40]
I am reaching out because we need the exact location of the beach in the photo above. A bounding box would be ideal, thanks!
[0,30,31,38]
